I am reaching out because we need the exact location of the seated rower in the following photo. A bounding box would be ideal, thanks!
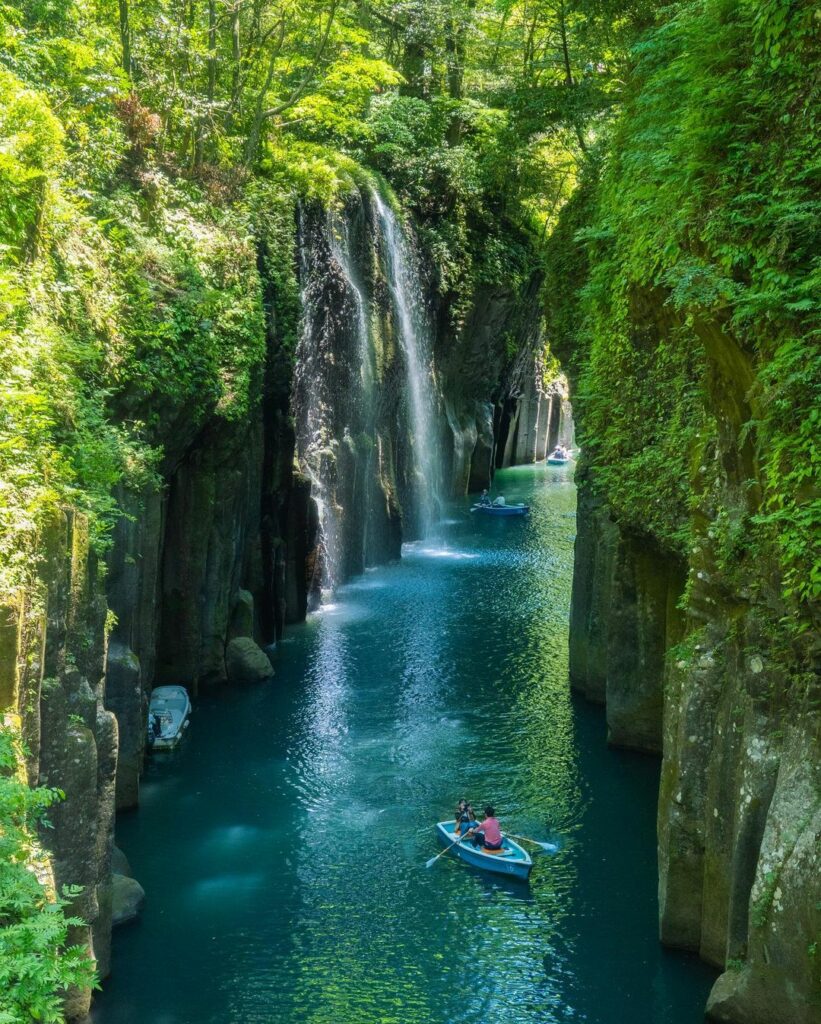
[479,489,492,507]
[471,806,503,851]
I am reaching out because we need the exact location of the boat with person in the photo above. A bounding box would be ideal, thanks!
[470,493,529,517]
[546,444,572,465]
[147,685,191,750]
[434,821,533,880]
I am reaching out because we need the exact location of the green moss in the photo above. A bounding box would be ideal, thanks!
[544,0,819,631]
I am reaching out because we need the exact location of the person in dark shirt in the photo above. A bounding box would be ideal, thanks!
[455,799,479,837]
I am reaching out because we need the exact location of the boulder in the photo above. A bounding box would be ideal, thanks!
[111,845,132,878]
[111,874,145,927]
[225,637,273,685]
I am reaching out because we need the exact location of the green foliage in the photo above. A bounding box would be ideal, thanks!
[0,726,97,1022]
[247,181,302,360]
[546,0,820,618]
[0,37,271,593]
[0,65,63,255]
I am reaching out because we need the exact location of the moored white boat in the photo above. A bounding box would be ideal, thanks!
[147,685,191,750]
[435,821,533,880]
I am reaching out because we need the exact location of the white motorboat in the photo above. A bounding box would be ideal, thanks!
[147,685,191,750]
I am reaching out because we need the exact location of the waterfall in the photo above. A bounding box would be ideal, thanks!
[371,190,442,536]
[293,187,443,599]
[294,207,341,595]
[326,213,379,574]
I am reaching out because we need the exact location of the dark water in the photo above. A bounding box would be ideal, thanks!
[93,465,715,1024]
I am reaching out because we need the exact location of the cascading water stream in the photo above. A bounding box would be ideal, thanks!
[295,198,391,594]
[294,207,339,594]
[371,190,443,536]
[295,188,445,599]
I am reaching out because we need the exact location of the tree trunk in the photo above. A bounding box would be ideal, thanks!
[119,0,131,76]
[194,0,217,168]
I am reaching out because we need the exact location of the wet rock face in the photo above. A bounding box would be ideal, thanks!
[105,642,143,810]
[293,195,408,588]
[2,511,119,1014]
[156,418,264,688]
[569,461,685,753]
[437,266,552,492]
[567,300,820,1023]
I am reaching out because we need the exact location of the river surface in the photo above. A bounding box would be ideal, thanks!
[93,465,715,1024]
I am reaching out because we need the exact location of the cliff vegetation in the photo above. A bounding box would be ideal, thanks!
[0,0,818,1020]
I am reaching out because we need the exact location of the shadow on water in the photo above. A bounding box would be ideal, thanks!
[92,464,716,1024]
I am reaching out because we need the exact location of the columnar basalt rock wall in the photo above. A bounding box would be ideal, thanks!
[435,267,550,490]
[0,217,312,1017]
[2,511,116,1018]
[564,297,820,1024]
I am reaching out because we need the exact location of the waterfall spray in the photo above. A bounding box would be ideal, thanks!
[371,190,442,535]
[294,189,444,600]
[294,208,341,595]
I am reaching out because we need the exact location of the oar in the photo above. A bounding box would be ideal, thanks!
[426,830,468,868]
[505,832,559,853]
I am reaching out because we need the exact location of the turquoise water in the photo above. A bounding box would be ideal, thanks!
[93,465,715,1024]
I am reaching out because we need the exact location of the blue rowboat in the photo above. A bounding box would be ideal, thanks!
[470,503,529,517]
[546,447,573,466]
[435,821,533,881]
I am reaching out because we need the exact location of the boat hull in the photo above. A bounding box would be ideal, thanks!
[470,504,529,517]
[435,822,533,880]
[147,686,191,750]
[546,457,569,466]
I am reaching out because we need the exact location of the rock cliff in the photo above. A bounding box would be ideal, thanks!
[560,292,820,1023]
[2,183,549,1017]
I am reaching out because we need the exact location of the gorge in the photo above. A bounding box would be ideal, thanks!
[0,1,818,1023]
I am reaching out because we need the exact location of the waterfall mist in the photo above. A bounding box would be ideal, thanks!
[371,190,443,535]
[293,186,444,599]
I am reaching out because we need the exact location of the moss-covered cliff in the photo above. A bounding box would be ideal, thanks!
[2,0,818,1019]
[545,2,820,1021]
[0,57,544,1015]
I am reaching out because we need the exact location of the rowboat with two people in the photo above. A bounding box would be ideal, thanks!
[433,820,534,880]
[470,490,529,517]
[546,445,572,466]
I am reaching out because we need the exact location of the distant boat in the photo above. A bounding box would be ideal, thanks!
[546,446,572,466]
[435,821,533,880]
[470,502,529,517]
[147,685,191,750]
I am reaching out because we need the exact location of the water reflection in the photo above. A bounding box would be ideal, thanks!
[93,465,716,1024]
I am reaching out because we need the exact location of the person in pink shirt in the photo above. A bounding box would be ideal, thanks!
[471,806,503,850]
